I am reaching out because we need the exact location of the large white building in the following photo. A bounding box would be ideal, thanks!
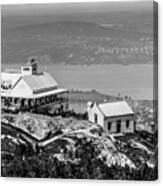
[1,57,68,113]
[87,101,135,134]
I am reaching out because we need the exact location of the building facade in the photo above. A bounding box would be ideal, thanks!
[87,101,135,134]
[1,57,68,114]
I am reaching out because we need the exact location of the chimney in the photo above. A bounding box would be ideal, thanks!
[21,56,38,76]
[87,101,93,112]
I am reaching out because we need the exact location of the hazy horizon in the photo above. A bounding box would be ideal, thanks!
[2,1,152,16]
[1,1,152,28]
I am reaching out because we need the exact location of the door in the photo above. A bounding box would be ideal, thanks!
[107,122,112,132]
[116,120,121,133]
[21,99,25,108]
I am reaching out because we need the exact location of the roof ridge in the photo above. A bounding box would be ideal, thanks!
[99,100,126,105]
[11,76,22,90]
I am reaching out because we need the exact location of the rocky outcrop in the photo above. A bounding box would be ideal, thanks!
[1,113,157,179]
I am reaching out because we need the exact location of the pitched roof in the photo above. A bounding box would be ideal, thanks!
[98,101,134,117]
[22,72,58,93]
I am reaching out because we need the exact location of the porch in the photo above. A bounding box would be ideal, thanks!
[1,90,68,113]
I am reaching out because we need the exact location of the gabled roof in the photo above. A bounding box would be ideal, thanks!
[98,101,134,117]
[22,72,58,94]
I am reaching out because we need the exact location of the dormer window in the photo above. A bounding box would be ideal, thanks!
[21,66,32,75]
[23,67,30,71]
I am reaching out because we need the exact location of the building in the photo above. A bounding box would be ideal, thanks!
[87,101,135,134]
[1,57,68,113]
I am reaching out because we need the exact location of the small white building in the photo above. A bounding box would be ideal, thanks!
[1,57,68,113]
[87,101,135,134]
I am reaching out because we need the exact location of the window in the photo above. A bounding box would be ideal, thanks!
[54,95,57,101]
[33,67,37,71]
[65,103,69,110]
[51,95,54,102]
[29,99,34,106]
[23,67,30,71]
[41,98,45,104]
[94,113,98,124]
[60,105,64,111]
[36,99,39,106]
[1,97,5,105]
[46,96,50,103]
[14,98,18,104]
[126,120,130,128]
[21,99,25,107]
[108,122,112,131]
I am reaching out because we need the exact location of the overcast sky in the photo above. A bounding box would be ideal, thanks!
[2,1,152,16]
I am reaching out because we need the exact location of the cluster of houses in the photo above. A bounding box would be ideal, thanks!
[1,57,135,134]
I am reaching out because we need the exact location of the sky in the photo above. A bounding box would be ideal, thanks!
[2,1,152,16]
[1,1,153,29]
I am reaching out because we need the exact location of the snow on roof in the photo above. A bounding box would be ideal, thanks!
[98,101,134,117]
[22,72,58,93]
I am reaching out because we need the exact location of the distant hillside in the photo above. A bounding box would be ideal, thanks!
[2,20,153,65]
[3,21,149,38]
[69,89,122,103]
